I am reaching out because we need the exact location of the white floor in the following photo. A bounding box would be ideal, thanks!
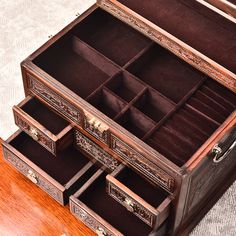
[0,1,235,235]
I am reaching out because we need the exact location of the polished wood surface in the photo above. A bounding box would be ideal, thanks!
[0,138,95,236]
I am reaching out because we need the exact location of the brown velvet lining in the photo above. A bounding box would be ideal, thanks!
[10,132,90,185]
[118,0,236,73]
[117,168,168,207]
[127,44,204,103]
[79,173,152,236]
[22,97,69,134]
[74,9,151,66]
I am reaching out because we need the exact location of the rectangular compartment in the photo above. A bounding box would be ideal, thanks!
[70,169,168,236]
[134,88,175,122]
[106,71,146,102]
[116,107,156,139]
[13,96,73,155]
[33,36,119,99]
[2,130,99,205]
[127,44,204,103]
[107,165,171,227]
[74,8,152,66]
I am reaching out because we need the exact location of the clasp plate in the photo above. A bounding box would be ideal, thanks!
[96,227,107,236]
[27,170,38,184]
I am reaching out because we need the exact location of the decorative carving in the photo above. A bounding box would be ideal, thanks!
[107,181,155,226]
[75,130,120,171]
[70,201,114,236]
[27,75,83,126]
[111,135,175,192]
[84,112,109,144]
[14,113,55,154]
[3,147,64,204]
[99,0,234,91]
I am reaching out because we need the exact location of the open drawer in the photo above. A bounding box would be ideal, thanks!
[2,130,99,205]
[70,168,169,236]
[13,96,73,155]
[106,165,171,228]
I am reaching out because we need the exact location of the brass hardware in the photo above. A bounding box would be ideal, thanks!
[85,112,109,133]
[96,227,107,236]
[213,141,236,163]
[124,198,135,212]
[27,170,38,184]
[29,127,39,141]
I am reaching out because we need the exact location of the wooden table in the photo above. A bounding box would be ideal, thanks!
[0,138,95,236]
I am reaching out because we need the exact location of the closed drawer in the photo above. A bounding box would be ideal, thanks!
[70,169,169,236]
[13,96,73,155]
[2,130,99,205]
[106,165,171,228]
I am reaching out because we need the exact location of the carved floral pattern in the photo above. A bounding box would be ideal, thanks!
[108,181,155,226]
[111,135,175,192]
[3,147,64,204]
[75,130,120,171]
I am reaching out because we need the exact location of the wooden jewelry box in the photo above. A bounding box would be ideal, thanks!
[2,2,236,236]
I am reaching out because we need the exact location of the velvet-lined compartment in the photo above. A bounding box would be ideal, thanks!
[127,44,204,103]
[117,0,236,73]
[115,167,168,207]
[33,36,119,99]
[105,71,146,102]
[10,132,92,185]
[21,97,69,134]
[78,173,153,236]
[74,9,152,66]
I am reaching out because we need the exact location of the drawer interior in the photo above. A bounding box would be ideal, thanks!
[32,8,236,167]
[115,0,236,73]
[75,171,158,235]
[10,132,99,186]
[20,97,70,135]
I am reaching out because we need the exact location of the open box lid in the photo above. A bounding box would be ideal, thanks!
[97,0,236,93]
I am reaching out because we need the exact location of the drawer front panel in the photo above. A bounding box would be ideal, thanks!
[14,111,56,154]
[2,145,64,204]
[27,74,83,126]
[107,179,156,227]
[111,134,175,193]
[70,199,122,236]
[75,130,120,171]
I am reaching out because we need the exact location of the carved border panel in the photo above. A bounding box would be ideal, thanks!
[75,130,120,171]
[3,146,64,205]
[107,181,155,226]
[14,113,55,154]
[111,135,175,192]
[27,74,83,126]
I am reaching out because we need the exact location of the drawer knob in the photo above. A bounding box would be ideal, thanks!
[29,127,39,141]
[27,170,38,184]
[96,227,107,236]
[124,198,135,212]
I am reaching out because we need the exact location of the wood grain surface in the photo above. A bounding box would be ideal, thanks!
[0,138,95,236]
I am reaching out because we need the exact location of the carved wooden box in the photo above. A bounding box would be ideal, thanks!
[1,3,236,236]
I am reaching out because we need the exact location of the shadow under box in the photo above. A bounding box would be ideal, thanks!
[74,8,152,66]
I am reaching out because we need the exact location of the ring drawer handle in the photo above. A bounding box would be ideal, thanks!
[124,198,135,212]
[27,170,38,184]
[29,127,39,141]
[212,140,236,163]
[96,227,107,236]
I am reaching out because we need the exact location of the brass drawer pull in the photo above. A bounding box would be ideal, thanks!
[96,227,107,236]
[124,198,135,212]
[27,170,38,184]
[29,127,39,141]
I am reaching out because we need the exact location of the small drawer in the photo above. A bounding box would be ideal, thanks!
[107,165,171,228]
[2,130,99,205]
[13,96,73,155]
[70,169,168,236]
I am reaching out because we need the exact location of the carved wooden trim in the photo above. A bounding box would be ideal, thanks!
[98,0,236,92]
[14,113,55,154]
[111,135,175,193]
[3,146,64,204]
[27,74,83,126]
[107,181,155,226]
[70,200,115,236]
[75,130,120,171]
